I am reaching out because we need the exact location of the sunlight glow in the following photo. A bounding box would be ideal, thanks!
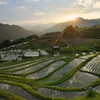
[67,15,79,20]
[61,15,80,22]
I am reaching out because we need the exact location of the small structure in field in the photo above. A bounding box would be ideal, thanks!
[1,54,20,61]
[82,52,86,55]
[1,53,5,59]
[76,53,79,56]
[52,46,60,51]
[24,52,39,57]
[40,50,49,56]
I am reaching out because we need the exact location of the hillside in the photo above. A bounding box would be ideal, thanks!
[0,23,35,43]
[42,17,100,33]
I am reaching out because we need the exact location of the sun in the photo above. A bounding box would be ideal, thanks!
[67,15,79,21]
[57,14,80,23]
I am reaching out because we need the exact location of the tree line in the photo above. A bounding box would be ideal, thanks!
[0,34,38,49]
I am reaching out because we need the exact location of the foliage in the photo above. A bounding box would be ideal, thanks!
[63,25,76,33]
[59,45,93,54]
[0,40,11,48]
[63,25,79,38]
[0,34,38,49]
[11,34,38,45]
[82,28,100,39]
[85,87,98,98]
[74,25,78,29]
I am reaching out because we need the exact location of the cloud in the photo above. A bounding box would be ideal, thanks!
[16,6,27,10]
[75,0,100,12]
[25,0,52,2]
[34,0,39,1]
[33,11,45,16]
[25,0,39,2]
[75,0,94,6]
[74,0,100,13]
[93,1,100,8]
[44,0,52,1]
[0,1,7,4]
[57,7,68,11]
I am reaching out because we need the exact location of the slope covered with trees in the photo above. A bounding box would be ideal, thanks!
[0,23,35,43]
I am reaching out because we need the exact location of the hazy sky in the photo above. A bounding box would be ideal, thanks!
[0,0,100,25]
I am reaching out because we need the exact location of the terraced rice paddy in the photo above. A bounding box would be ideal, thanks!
[0,53,100,100]
[81,55,100,74]
[37,87,85,99]
[56,71,99,88]
[0,83,38,100]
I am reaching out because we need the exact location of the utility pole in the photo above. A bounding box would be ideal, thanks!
[93,26,97,53]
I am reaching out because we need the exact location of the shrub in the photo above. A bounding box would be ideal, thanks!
[84,87,98,98]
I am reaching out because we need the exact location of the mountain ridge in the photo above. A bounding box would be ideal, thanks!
[41,17,100,33]
[0,23,35,43]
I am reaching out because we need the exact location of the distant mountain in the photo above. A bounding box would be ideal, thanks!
[22,22,56,35]
[0,23,35,43]
[42,17,100,33]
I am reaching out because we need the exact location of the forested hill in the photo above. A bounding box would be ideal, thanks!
[0,23,35,43]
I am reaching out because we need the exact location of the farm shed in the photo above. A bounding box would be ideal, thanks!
[52,46,60,51]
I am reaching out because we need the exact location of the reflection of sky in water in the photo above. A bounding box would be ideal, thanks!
[38,58,85,84]
[37,87,85,99]
[80,54,94,59]
[0,84,10,90]
[95,85,100,92]
[56,71,99,88]
[14,60,53,74]
[0,55,99,99]
[26,61,65,79]
[0,83,38,100]
[81,55,100,74]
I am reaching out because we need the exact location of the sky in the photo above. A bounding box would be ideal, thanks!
[0,0,100,26]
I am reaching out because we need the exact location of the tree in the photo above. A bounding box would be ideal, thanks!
[63,25,76,33]
[26,34,38,40]
[74,25,78,29]
[63,25,79,38]
[1,40,11,48]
